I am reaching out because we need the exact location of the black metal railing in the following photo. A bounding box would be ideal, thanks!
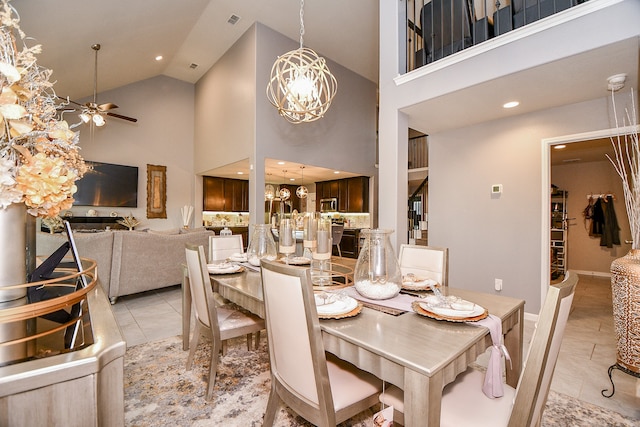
[406,0,587,72]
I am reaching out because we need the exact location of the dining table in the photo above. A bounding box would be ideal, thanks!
[181,263,525,427]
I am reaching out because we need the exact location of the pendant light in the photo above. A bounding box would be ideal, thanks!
[296,166,308,198]
[279,170,291,200]
[266,0,337,124]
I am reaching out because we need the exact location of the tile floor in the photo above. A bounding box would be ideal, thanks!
[111,274,640,420]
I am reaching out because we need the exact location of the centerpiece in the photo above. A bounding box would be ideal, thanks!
[0,0,86,302]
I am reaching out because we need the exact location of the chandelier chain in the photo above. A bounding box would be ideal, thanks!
[299,0,305,49]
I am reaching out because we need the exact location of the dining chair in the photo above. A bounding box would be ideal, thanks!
[184,244,264,400]
[331,223,344,258]
[398,244,449,287]
[379,271,579,426]
[208,234,243,263]
[259,259,382,426]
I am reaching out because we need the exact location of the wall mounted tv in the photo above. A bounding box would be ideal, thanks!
[73,161,138,207]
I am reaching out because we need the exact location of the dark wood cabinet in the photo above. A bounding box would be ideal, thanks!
[333,228,360,258]
[203,176,249,212]
[315,176,369,213]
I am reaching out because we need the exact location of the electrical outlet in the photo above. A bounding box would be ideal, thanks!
[495,278,503,291]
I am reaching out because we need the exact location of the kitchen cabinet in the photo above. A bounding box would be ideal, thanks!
[203,176,248,212]
[315,176,369,213]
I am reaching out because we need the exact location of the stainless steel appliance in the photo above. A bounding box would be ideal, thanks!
[319,197,338,212]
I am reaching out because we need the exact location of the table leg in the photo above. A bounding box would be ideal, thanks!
[181,267,191,351]
[403,368,442,427]
[504,306,524,387]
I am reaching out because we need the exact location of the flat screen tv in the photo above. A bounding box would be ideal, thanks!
[73,161,138,207]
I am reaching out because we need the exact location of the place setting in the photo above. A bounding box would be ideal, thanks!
[206,261,244,275]
[313,291,362,319]
[412,293,488,322]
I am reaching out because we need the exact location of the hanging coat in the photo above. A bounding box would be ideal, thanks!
[591,197,605,236]
[600,195,621,248]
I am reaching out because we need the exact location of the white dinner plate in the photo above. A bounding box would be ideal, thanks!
[229,253,247,262]
[418,301,485,319]
[207,263,243,274]
[314,294,358,316]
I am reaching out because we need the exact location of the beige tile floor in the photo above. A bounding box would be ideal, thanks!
[111,274,640,420]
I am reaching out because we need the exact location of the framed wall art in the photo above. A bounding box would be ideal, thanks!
[146,164,167,218]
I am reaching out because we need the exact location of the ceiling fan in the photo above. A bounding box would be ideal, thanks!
[64,43,137,126]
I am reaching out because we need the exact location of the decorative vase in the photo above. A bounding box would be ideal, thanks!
[354,229,402,300]
[610,249,640,373]
[247,224,277,267]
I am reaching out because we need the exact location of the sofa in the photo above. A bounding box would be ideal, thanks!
[36,228,213,303]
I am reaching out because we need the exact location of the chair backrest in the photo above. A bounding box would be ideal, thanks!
[185,244,219,337]
[209,234,243,263]
[508,271,578,427]
[331,223,344,245]
[398,244,449,287]
[260,259,335,425]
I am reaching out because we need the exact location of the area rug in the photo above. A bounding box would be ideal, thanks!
[124,335,637,426]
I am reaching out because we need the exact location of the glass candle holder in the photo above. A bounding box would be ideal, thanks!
[247,224,277,266]
[354,229,401,299]
[311,218,332,286]
[279,218,296,262]
[302,212,319,259]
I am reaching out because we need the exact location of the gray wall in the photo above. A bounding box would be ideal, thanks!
[68,75,195,230]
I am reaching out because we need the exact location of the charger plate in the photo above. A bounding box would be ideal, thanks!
[318,303,363,320]
[207,264,244,275]
[412,300,488,322]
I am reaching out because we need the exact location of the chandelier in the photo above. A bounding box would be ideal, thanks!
[296,166,308,198]
[266,0,337,124]
[279,170,291,200]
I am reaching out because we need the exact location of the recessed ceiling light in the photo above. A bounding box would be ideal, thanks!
[553,145,567,150]
[277,161,285,165]
[155,55,163,61]
[289,178,295,181]
[237,171,244,175]
[333,171,340,174]
[503,101,519,109]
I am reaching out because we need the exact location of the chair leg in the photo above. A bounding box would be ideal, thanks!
[254,330,261,349]
[186,323,202,370]
[337,245,342,258]
[221,340,228,355]
[246,333,252,351]
[262,388,281,427]
[206,337,221,400]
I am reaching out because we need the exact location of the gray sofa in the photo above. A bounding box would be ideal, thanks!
[36,228,213,303]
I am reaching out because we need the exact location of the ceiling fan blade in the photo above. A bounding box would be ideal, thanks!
[106,111,138,123]
[98,102,118,111]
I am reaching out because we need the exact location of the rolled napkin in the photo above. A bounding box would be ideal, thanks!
[422,295,478,317]
[467,314,511,398]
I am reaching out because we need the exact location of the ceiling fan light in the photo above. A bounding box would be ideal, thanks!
[93,114,105,126]
[79,112,91,123]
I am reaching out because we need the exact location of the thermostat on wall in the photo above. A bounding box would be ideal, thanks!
[491,184,503,194]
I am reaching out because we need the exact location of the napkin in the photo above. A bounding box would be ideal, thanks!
[467,314,511,398]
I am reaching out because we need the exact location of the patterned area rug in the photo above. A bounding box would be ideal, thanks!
[124,336,637,426]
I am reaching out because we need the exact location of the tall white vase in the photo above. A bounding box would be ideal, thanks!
[0,203,28,302]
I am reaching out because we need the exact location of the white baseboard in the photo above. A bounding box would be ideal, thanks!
[524,312,539,323]
[571,270,611,278]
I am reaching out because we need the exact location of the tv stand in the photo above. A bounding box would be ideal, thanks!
[62,216,126,231]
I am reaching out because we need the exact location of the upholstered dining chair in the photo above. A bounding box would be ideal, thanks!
[379,271,579,426]
[184,244,264,400]
[259,260,382,426]
[331,223,344,258]
[398,244,449,287]
[208,234,243,263]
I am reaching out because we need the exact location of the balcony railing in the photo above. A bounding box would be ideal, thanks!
[405,0,588,72]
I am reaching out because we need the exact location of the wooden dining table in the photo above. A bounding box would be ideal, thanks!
[181,264,525,427]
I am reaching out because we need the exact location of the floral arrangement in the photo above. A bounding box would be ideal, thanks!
[0,0,86,217]
[607,88,640,249]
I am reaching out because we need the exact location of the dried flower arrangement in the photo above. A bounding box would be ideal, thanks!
[0,0,86,217]
[117,214,140,231]
[606,88,640,249]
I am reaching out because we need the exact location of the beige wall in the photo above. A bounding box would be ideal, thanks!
[552,160,630,275]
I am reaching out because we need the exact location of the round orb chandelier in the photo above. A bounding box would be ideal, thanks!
[266,0,337,124]
[296,166,308,198]
[279,187,291,201]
